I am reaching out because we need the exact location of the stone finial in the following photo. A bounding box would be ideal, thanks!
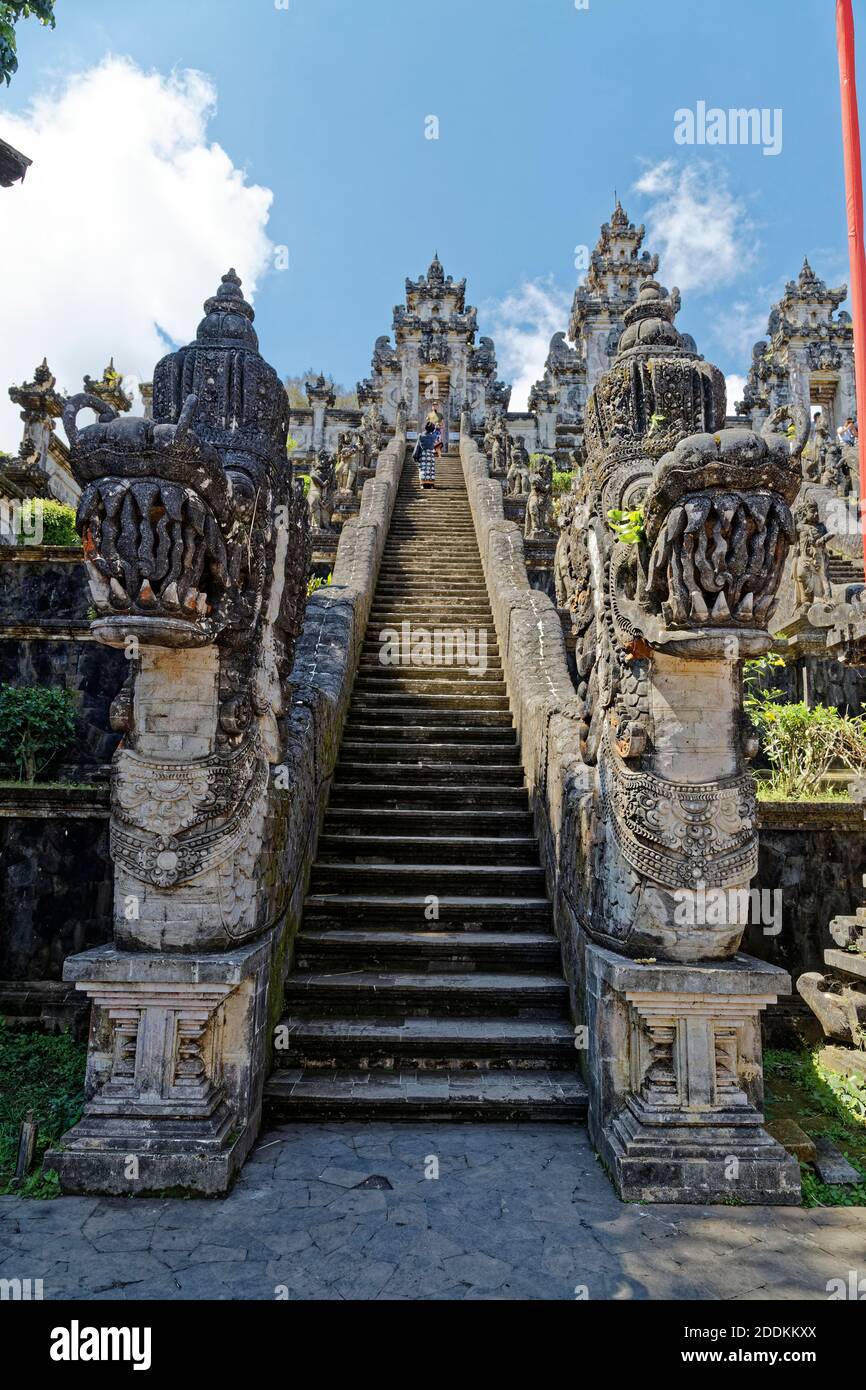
[83,359,133,415]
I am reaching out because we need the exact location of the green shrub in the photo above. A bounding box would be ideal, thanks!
[0,683,76,782]
[552,470,573,497]
[300,474,311,498]
[0,1021,85,1195]
[307,572,332,598]
[747,694,866,800]
[606,507,645,545]
[12,498,79,546]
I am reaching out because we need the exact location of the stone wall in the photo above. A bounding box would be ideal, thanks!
[264,433,407,1035]
[459,430,588,1009]
[0,549,125,776]
[459,430,866,1041]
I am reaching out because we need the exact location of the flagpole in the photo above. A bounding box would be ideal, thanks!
[836,0,866,577]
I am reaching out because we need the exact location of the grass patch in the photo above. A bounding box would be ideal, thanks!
[756,783,852,804]
[764,1047,866,1207]
[0,1021,86,1197]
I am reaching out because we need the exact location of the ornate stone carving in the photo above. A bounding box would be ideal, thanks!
[335,430,362,495]
[308,448,337,531]
[524,454,557,539]
[570,278,802,960]
[506,437,531,496]
[792,498,831,608]
[65,269,311,953]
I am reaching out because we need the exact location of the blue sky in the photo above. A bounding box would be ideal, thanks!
[0,0,859,430]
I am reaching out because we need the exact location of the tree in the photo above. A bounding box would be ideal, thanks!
[0,2,56,87]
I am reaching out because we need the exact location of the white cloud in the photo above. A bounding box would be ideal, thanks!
[0,57,275,448]
[633,160,755,295]
[724,373,748,411]
[484,278,572,412]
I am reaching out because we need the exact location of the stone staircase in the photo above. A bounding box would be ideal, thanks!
[264,449,586,1121]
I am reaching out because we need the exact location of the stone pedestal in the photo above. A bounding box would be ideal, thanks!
[585,944,801,1204]
[47,938,271,1195]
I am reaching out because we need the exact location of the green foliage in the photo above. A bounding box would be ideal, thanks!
[307,572,332,598]
[746,693,866,800]
[606,507,645,545]
[0,683,76,782]
[286,435,299,455]
[764,1048,866,1208]
[0,1,56,86]
[40,500,78,546]
[648,411,667,434]
[552,470,573,497]
[0,1021,85,1195]
[300,474,311,498]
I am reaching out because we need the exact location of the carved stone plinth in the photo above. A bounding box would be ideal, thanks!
[503,495,527,526]
[585,944,801,1204]
[47,939,270,1195]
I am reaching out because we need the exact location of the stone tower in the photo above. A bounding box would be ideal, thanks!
[357,254,510,443]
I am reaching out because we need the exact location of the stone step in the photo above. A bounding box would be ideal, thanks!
[310,863,546,897]
[316,833,539,864]
[334,761,524,785]
[270,1014,576,1068]
[328,782,530,809]
[348,691,511,711]
[283,970,569,1018]
[340,739,519,763]
[322,807,534,836]
[302,893,552,931]
[346,707,513,728]
[263,1068,587,1121]
[343,722,515,743]
[295,929,561,971]
[353,676,508,695]
[366,608,494,619]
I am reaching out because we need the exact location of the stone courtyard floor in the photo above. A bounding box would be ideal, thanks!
[1,1121,864,1301]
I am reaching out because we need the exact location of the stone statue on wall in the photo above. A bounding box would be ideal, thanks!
[335,430,362,495]
[792,498,832,608]
[524,454,557,539]
[308,448,337,531]
[568,278,803,962]
[554,493,577,608]
[361,401,384,468]
[506,437,531,496]
[820,441,853,498]
[51,270,312,1196]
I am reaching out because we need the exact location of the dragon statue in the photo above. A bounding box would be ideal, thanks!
[568,279,804,962]
[64,269,310,952]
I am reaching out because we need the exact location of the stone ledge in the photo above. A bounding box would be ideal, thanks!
[62,938,272,987]
[756,799,864,831]
[0,545,83,563]
[0,782,110,818]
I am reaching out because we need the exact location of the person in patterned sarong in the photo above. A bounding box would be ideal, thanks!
[413,417,440,487]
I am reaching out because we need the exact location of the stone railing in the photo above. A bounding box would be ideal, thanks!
[261,430,406,1028]
[46,268,407,1196]
[460,423,801,1205]
[49,428,405,1196]
[460,430,586,992]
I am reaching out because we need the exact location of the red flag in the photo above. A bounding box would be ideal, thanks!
[837,0,866,576]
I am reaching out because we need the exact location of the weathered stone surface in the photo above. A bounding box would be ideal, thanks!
[766,1118,817,1163]
[813,1136,862,1186]
[585,944,801,1205]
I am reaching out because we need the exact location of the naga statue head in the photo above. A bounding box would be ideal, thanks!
[571,279,804,961]
[68,269,310,751]
[64,271,310,951]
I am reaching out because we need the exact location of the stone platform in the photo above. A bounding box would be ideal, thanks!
[1,1122,860,1301]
